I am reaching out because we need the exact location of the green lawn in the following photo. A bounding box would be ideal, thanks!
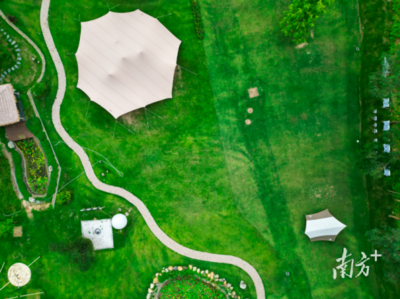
[0,0,393,298]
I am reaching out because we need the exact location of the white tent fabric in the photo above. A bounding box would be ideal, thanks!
[76,10,181,119]
[383,98,390,108]
[384,144,390,153]
[305,209,346,242]
[383,121,390,131]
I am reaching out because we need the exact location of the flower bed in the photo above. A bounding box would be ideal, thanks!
[147,265,245,299]
[16,138,48,194]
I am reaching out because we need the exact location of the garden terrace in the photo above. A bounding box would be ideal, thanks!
[15,137,48,195]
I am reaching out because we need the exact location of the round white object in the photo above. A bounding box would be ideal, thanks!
[8,263,31,287]
[112,213,128,229]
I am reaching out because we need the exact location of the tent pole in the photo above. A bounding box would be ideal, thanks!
[145,108,149,129]
[112,120,117,139]
[85,100,91,118]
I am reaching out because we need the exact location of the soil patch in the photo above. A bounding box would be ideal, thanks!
[13,226,22,237]
[23,200,50,219]
[248,87,259,98]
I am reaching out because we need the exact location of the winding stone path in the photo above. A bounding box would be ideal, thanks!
[39,0,266,297]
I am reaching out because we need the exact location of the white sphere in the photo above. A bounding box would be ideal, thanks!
[112,213,128,229]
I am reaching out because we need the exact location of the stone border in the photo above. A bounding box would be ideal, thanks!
[39,1,265,298]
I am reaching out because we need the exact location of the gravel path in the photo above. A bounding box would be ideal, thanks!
[39,1,266,297]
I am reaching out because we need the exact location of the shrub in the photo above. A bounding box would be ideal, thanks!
[33,82,49,99]
[7,15,17,24]
[57,190,72,205]
[190,0,205,40]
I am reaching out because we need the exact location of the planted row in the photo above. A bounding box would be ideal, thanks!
[191,0,205,40]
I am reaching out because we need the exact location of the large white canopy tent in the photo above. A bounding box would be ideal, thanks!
[304,209,346,242]
[75,9,182,119]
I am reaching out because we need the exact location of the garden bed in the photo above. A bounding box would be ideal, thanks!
[148,265,244,299]
[15,137,48,195]
[159,275,228,299]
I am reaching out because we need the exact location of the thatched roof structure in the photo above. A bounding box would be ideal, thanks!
[0,84,19,127]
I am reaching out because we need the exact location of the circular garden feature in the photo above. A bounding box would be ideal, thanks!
[147,265,243,299]
[160,275,226,298]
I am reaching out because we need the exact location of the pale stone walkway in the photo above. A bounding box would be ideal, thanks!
[40,1,266,297]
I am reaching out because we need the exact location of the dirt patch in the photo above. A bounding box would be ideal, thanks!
[247,108,253,114]
[13,226,22,237]
[248,87,259,98]
[121,109,141,126]
[290,116,298,124]
[245,119,251,125]
[23,200,50,219]
[296,42,308,49]
[174,65,182,81]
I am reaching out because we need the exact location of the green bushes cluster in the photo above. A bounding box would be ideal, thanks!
[57,190,72,205]
[16,138,48,194]
[280,0,333,44]
[390,0,400,52]
[50,237,94,272]
[190,0,205,40]
[0,218,13,238]
[32,82,50,99]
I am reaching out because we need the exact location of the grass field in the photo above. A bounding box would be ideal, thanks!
[0,0,394,298]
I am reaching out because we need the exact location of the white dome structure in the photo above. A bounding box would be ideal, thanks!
[75,9,182,119]
[112,213,128,229]
[8,263,31,287]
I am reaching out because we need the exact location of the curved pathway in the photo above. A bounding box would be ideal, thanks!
[39,1,265,298]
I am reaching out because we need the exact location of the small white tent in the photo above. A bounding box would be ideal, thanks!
[76,9,182,119]
[305,209,346,242]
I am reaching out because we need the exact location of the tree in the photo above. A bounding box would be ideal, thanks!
[0,218,14,238]
[356,142,397,178]
[366,226,400,282]
[369,48,400,99]
[280,0,333,44]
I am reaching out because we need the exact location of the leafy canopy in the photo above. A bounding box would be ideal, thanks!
[366,226,400,282]
[280,0,333,44]
[0,218,13,238]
